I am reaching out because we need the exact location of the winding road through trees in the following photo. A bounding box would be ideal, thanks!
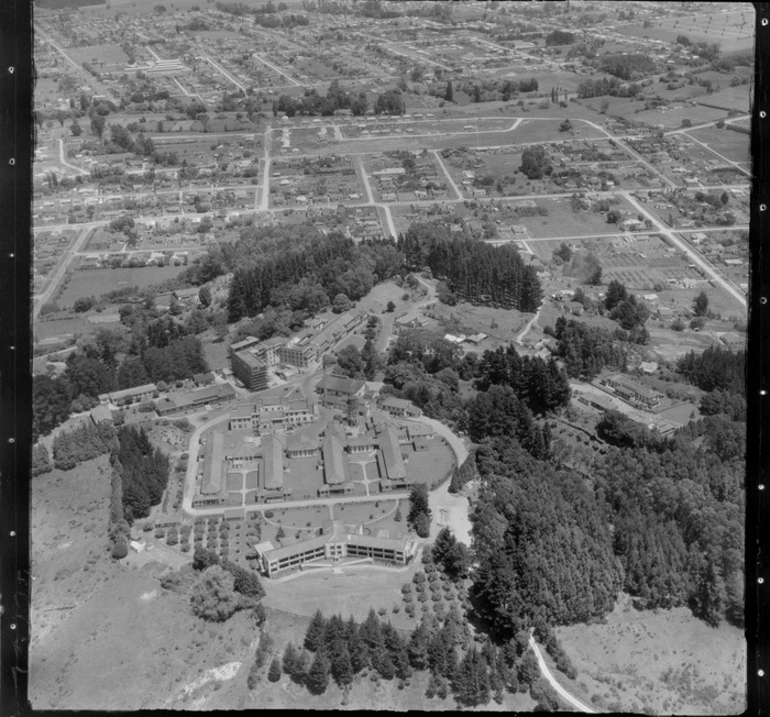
[529,634,596,713]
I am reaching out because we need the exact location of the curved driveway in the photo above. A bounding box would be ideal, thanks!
[529,635,596,713]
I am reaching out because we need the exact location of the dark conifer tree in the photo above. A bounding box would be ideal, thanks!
[304,609,326,652]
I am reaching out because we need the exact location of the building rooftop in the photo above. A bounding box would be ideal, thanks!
[262,432,285,490]
[377,425,406,481]
[201,431,224,495]
[109,383,157,401]
[604,373,662,401]
[90,404,113,423]
[235,349,268,369]
[322,433,346,485]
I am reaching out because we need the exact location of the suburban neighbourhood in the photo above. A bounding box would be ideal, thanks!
[29,0,749,713]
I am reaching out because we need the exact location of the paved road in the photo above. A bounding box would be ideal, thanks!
[623,193,747,308]
[515,306,542,345]
[665,114,751,136]
[679,130,750,178]
[58,139,89,176]
[432,149,463,200]
[35,25,119,105]
[252,52,301,86]
[529,635,596,713]
[33,226,93,319]
[201,53,248,94]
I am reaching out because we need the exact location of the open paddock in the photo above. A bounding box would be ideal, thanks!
[631,104,727,131]
[554,592,746,714]
[685,126,750,164]
[64,44,131,68]
[425,300,531,353]
[57,265,187,306]
[510,118,607,144]
[616,9,754,54]
[511,197,639,239]
[341,116,516,142]
[401,439,455,489]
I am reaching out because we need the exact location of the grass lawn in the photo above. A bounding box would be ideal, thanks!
[404,440,456,488]
[58,266,187,307]
[283,456,324,500]
[554,592,746,715]
[355,280,410,315]
[200,331,230,376]
[267,504,330,531]
[331,499,403,531]
[515,197,637,239]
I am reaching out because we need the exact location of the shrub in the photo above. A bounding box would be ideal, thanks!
[111,540,129,559]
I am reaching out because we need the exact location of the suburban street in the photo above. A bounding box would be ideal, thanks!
[623,193,747,308]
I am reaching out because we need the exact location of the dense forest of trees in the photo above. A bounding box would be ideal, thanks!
[599,53,657,80]
[398,222,542,312]
[595,414,744,627]
[467,370,745,637]
[474,344,571,416]
[470,436,624,638]
[576,76,642,99]
[677,345,745,395]
[226,224,403,322]
[549,317,628,378]
[114,424,170,523]
[52,420,118,470]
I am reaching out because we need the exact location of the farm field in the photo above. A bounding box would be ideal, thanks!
[686,126,750,164]
[57,265,187,306]
[616,7,754,53]
[632,104,728,131]
[693,83,753,114]
[33,315,91,343]
[510,118,607,144]
[64,44,130,67]
[554,592,746,715]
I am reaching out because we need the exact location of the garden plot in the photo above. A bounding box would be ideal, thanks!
[585,234,705,291]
